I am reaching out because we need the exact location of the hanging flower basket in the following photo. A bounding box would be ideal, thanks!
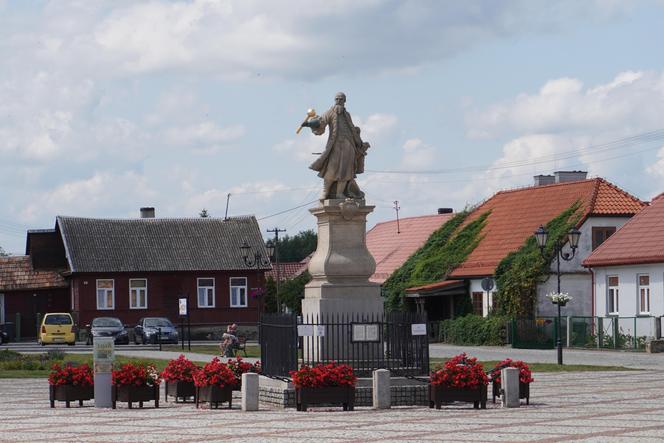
[161,355,199,402]
[111,363,161,409]
[290,363,357,411]
[193,357,237,409]
[546,292,572,306]
[48,363,94,408]
[429,353,488,410]
[490,359,533,405]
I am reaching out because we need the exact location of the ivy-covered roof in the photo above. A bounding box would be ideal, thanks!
[449,178,645,278]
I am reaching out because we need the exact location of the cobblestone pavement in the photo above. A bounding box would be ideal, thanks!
[429,344,664,370]
[3,370,664,442]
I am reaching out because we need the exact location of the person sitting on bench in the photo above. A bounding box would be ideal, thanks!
[220,324,239,357]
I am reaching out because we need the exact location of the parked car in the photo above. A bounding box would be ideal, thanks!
[0,330,7,344]
[134,317,178,344]
[39,313,76,346]
[86,317,129,345]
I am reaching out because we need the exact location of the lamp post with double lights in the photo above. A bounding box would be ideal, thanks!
[534,225,581,365]
[240,240,273,315]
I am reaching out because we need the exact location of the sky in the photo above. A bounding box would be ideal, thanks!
[2,0,664,255]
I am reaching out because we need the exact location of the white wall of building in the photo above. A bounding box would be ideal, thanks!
[591,263,664,317]
[468,278,496,317]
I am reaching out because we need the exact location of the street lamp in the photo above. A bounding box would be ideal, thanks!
[534,225,581,365]
[240,240,271,314]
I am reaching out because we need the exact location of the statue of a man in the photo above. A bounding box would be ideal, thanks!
[302,92,369,200]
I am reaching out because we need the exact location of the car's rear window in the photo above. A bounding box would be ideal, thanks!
[145,318,173,328]
[92,318,122,327]
[44,314,73,325]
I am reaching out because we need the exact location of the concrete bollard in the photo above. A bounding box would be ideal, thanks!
[500,367,520,408]
[241,373,259,411]
[372,369,391,409]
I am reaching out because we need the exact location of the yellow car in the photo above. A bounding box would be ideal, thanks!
[39,313,76,346]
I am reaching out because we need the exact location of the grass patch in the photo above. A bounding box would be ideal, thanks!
[429,358,637,372]
[161,344,260,358]
[0,352,172,379]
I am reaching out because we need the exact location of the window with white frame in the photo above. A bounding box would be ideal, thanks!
[607,276,619,315]
[230,277,247,307]
[129,279,148,309]
[638,275,650,314]
[96,279,114,310]
[197,278,215,308]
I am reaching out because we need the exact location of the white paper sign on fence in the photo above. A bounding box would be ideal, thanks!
[411,323,427,336]
[315,325,326,337]
[297,325,314,336]
[352,324,366,341]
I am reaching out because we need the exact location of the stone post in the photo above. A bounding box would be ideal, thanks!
[241,373,259,411]
[566,316,571,347]
[372,369,391,409]
[500,367,520,408]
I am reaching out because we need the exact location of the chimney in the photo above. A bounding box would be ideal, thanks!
[554,171,588,183]
[534,175,555,186]
[437,208,453,214]
[140,207,155,218]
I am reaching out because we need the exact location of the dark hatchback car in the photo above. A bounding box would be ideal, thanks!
[134,317,179,344]
[86,317,129,345]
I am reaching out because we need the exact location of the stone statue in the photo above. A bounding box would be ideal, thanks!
[300,92,370,200]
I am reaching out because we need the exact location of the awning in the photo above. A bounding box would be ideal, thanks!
[405,279,466,298]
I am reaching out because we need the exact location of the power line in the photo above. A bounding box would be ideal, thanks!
[257,199,319,221]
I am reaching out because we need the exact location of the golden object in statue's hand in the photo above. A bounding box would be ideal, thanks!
[296,108,317,134]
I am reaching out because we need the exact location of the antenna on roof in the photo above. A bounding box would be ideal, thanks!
[393,200,401,234]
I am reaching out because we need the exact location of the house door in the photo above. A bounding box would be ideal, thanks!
[0,293,4,324]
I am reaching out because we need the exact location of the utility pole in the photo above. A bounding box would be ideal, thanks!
[267,227,287,312]
[393,201,401,234]
[224,193,231,220]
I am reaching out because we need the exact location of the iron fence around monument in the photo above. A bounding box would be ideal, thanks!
[259,311,430,378]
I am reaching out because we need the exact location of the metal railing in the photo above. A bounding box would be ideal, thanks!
[260,311,429,378]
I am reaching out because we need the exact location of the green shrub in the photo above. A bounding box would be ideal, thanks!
[0,349,20,361]
[47,349,66,361]
[439,314,509,346]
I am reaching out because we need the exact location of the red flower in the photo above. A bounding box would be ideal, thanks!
[192,357,237,388]
[289,362,357,388]
[112,363,160,387]
[161,355,200,383]
[430,353,488,389]
[491,359,534,384]
[226,356,261,383]
[49,363,94,387]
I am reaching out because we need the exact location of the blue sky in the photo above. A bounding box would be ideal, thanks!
[2,0,664,254]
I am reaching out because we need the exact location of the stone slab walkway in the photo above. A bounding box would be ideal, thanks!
[2,370,664,442]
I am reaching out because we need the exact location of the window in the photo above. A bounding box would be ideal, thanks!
[230,277,247,307]
[197,278,215,308]
[638,275,650,314]
[129,279,148,309]
[607,276,619,315]
[592,227,616,250]
[96,279,114,310]
[471,292,484,316]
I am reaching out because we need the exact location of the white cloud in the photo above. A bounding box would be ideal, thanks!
[400,138,437,170]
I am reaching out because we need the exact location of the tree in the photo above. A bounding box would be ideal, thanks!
[0,246,8,257]
[264,271,311,314]
[275,230,317,262]
[199,208,210,218]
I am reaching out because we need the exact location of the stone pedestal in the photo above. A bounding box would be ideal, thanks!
[302,198,383,360]
[500,368,520,408]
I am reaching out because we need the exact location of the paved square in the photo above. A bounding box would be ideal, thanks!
[2,370,664,442]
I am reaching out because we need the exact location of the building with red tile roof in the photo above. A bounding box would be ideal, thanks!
[265,261,308,282]
[406,172,646,319]
[367,212,454,284]
[584,193,664,320]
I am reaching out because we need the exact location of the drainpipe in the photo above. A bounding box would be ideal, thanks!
[589,267,595,317]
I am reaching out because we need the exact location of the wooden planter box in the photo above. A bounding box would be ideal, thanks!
[296,386,355,411]
[429,384,487,409]
[112,384,159,409]
[165,380,196,403]
[195,385,233,409]
[492,380,530,405]
[49,385,94,408]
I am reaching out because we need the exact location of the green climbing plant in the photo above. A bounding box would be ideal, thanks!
[384,210,489,311]
[494,201,583,318]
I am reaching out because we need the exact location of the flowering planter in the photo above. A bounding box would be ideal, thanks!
[165,380,196,402]
[195,385,233,409]
[492,380,530,405]
[112,385,159,409]
[49,385,94,408]
[296,386,355,411]
[429,384,487,409]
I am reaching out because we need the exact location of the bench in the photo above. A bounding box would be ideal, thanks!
[237,335,247,357]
